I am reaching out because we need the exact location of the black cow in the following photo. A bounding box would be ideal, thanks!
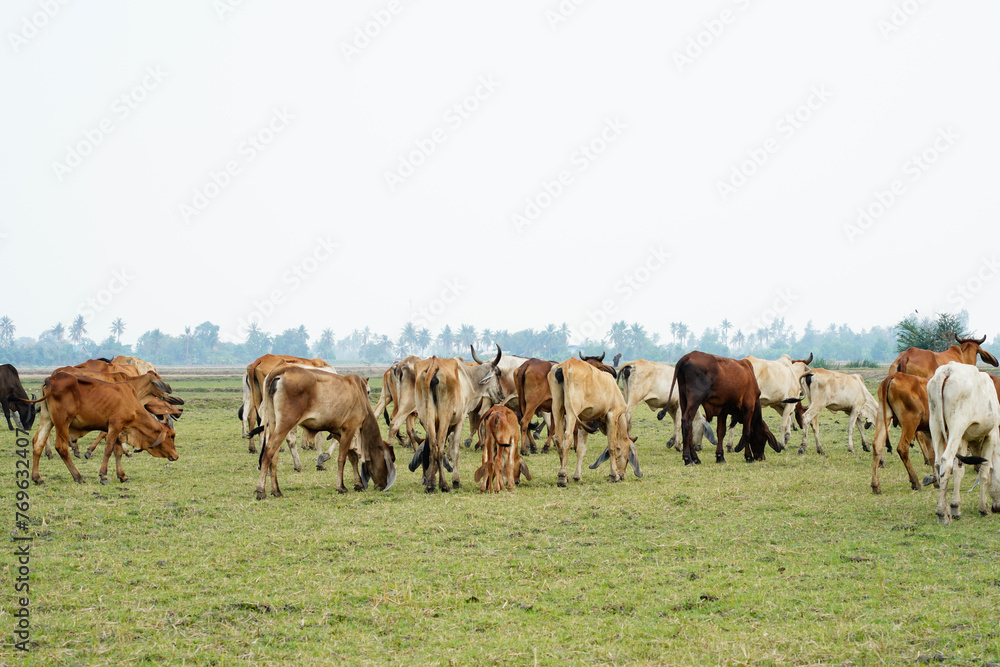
[1,364,36,431]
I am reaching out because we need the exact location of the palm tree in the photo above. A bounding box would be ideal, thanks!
[46,322,65,342]
[458,324,477,350]
[416,328,431,354]
[629,322,648,354]
[479,328,493,348]
[69,315,87,345]
[670,322,680,345]
[110,318,126,344]
[437,325,455,355]
[183,326,192,362]
[0,316,13,347]
[399,322,417,355]
[607,320,628,354]
[720,319,732,347]
[733,330,746,351]
[676,323,689,349]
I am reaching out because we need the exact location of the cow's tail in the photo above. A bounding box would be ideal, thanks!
[256,374,282,469]
[619,364,633,403]
[661,367,679,421]
[419,359,440,464]
[877,375,896,454]
[935,372,950,446]
[372,368,392,426]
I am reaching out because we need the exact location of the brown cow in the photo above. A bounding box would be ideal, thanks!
[869,372,936,494]
[474,405,531,492]
[74,359,143,377]
[889,334,998,378]
[27,372,177,485]
[0,364,36,431]
[240,354,332,453]
[667,351,781,466]
[254,366,395,499]
[112,355,158,375]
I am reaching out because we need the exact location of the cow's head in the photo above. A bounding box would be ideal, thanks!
[789,352,813,383]
[955,334,998,367]
[474,345,505,404]
[7,394,38,431]
[358,411,396,491]
[860,389,878,430]
[580,351,618,379]
[133,420,178,461]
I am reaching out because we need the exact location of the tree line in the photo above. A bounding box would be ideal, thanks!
[0,311,984,368]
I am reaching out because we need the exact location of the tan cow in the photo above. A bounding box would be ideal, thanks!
[371,355,423,451]
[240,354,333,453]
[797,368,877,455]
[112,355,158,376]
[413,346,504,493]
[254,365,395,499]
[725,354,811,450]
[549,357,639,485]
[474,405,530,492]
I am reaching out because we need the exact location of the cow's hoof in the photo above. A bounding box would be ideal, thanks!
[936,513,950,525]
[73,450,80,459]
[541,446,550,454]
[425,486,436,494]
[608,474,618,483]
[336,487,348,495]
[99,478,109,485]
[293,466,302,473]
[573,474,581,482]
[44,452,53,460]
[797,447,805,455]
[979,509,989,517]
[74,477,85,484]
[862,444,871,452]
[910,482,921,491]
[557,474,568,488]
[440,485,451,493]
[871,485,881,495]
[354,483,364,491]
[950,504,961,520]
[716,454,725,464]
[922,475,937,487]
[84,451,92,460]
[317,453,331,465]
[316,464,327,471]
[452,480,460,489]
[254,489,266,500]
[725,445,732,453]
[271,490,283,498]
[464,438,472,448]
[846,448,854,454]
[248,447,256,454]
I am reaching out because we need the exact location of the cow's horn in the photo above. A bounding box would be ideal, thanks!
[954,333,962,344]
[579,351,586,360]
[470,345,484,364]
[491,344,502,366]
[977,335,987,345]
[149,432,165,449]
[597,351,605,362]
[383,450,396,491]
[804,352,813,365]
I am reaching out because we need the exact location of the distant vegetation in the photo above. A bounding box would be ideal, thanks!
[0,311,984,367]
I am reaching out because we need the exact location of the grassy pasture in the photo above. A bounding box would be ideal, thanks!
[2,371,1000,666]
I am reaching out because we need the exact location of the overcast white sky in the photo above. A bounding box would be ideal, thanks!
[3,1,999,345]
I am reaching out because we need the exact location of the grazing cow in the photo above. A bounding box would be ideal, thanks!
[928,362,1000,523]
[726,354,811,450]
[111,355,158,376]
[797,368,877,455]
[474,405,531,492]
[370,355,423,451]
[869,373,936,494]
[548,357,639,485]
[27,372,177,485]
[889,334,998,378]
[514,352,616,456]
[254,366,395,499]
[413,346,504,493]
[74,359,143,377]
[240,354,333,453]
[668,351,781,466]
[84,395,184,460]
[0,364,36,431]
[466,346,532,449]
[618,359,716,450]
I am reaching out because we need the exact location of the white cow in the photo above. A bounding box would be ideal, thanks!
[726,353,811,450]
[797,368,877,455]
[618,359,716,450]
[928,362,1000,524]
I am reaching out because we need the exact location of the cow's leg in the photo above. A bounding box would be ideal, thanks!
[85,432,107,459]
[780,404,794,447]
[53,423,84,484]
[977,445,993,516]
[669,404,683,452]
[448,426,462,489]
[317,437,339,470]
[335,431,351,494]
[347,448,365,491]
[2,401,12,431]
[285,428,303,473]
[519,400,539,456]
[113,441,128,483]
[845,409,860,454]
[255,425,292,500]
[574,429,589,482]
[31,419,54,484]
[98,426,118,484]
[950,458,965,520]
[896,422,923,491]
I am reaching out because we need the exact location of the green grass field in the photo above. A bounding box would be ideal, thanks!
[2,371,999,666]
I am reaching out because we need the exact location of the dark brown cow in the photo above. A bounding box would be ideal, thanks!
[889,335,998,378]
[0,364,35,431]
[514,352,616,456]
[28,372,177,485]
[254,365,395,499]
[869,373,935,494]
[667,351,781,466]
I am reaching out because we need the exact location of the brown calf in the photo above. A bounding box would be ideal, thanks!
[474,405,531,492]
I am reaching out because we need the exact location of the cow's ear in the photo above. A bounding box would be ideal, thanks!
[479,372,494,384]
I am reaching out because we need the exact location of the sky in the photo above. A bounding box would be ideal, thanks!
[3,1,999,345]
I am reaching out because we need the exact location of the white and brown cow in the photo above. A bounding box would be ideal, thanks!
[618,359,716,451]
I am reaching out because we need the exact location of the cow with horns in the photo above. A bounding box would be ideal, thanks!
[889,334,998,378]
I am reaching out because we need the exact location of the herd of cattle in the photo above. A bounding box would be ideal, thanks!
[4,335,1000,524]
